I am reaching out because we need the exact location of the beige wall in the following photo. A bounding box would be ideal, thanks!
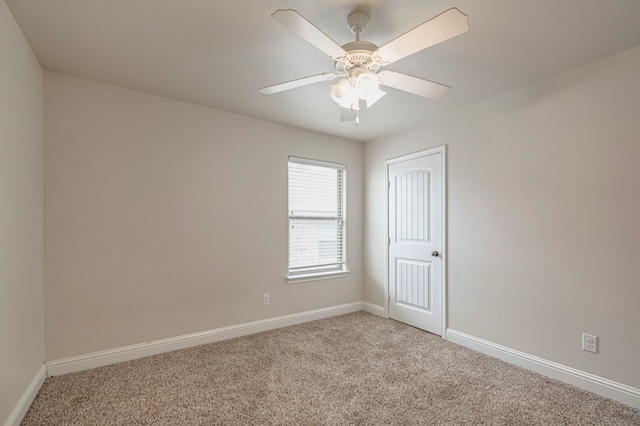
[44,72,363,361]
[0,1,44,423]
[364,46,640,389]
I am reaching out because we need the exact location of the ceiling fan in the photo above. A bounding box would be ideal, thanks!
[260,7,469,124]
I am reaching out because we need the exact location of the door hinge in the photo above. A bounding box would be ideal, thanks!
[388,238,391,246]
[388,294,390,303]
[388,181,391,189]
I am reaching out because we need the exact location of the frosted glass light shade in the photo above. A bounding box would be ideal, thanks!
[329,78,359,110]
[328,72,385,110]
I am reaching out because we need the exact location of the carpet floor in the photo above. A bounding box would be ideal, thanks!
[23,312,640,425]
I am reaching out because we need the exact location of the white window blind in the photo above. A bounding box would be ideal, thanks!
[288,157,346,278]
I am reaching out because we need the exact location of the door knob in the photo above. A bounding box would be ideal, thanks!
[431,250,440,257]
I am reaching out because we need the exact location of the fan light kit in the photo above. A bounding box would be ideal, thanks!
[260,7,469,124]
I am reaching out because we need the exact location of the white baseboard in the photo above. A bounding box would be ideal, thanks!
[446,329,640,410]
[363,302,386,317]
[4,364,46,426]
[47,302,363,377]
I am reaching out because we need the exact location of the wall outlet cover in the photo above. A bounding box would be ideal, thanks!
[582,333,597,353]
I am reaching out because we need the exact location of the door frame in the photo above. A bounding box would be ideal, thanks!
[384,145,447,336]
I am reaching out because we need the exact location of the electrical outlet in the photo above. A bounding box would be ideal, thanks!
[582,333,597,353]
[262,293,270,306]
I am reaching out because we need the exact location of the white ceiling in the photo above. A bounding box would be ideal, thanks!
[7,0,640,142]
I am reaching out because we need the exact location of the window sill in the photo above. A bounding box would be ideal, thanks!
[286,270,350,284]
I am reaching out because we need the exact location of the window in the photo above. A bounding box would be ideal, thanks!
[287,157,347,282]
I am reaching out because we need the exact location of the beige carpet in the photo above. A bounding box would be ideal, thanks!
[23,312,640,425]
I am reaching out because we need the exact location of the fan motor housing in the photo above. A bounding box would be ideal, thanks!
[336,41,380,74]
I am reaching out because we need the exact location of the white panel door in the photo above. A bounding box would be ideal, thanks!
[388,150,443,335]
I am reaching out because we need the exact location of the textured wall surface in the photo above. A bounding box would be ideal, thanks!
[44,71,363,360]
[365,46,640,389]
[0,1,44,423]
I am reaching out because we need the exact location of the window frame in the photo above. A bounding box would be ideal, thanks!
[286,156,349,284]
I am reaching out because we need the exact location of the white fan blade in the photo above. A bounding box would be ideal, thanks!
[378,70,450,100]
[260,73,337,94]
[374,8,468,65]
[272,9,347,59]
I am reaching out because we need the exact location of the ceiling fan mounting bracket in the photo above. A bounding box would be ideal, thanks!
[347,11,369,35]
